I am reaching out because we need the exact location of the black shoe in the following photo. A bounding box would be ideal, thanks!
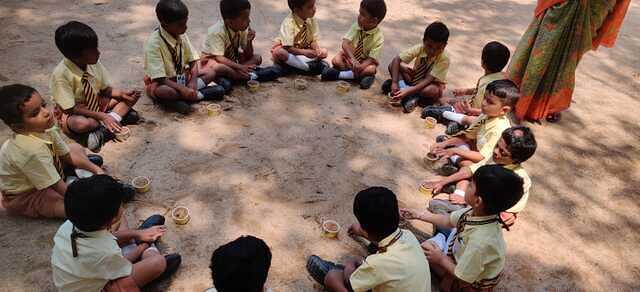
[158,254,182,281]
[359,76,375,89]
[307,60,329,75]
[441,184,457,194]
[121,183,136,203]
[121,109,141,125]
[446,122,466,135]
[138,214,165,230]
[199,85,225,101]
[320,67,340,81]
[381,79,392,94]
[87,126,115,152]
[160,100,191,115]
[420,105,453,121]
[435,134,449,143]
[438,162,459,176]
[215,77,233,93]
[306,255,341,285]
[255,66,280,82]
[401,95,421,113]
[87,154,103,167]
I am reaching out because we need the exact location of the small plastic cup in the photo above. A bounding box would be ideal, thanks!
[424,117,437,129]
[322,220,341,239]
[207,104,222,117]
[423,152,440,167]
[336,81,350,94]
[115,127,130,142]
[171,206,191,225]
[132,176,151,193]
[419,183,433,196]
[294,78,308,90]
[247,80,260,93]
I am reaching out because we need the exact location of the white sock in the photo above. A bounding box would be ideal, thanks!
[398,79,409,89]
[249,72,258,80]
[196,91,204,100]
[428,233,447,252]
[452,189,465,198]
[297,55,314,63]
[108,112,122,122]
[196,78,206,90]
[450,144,470,164]
[339,70,355,80]
[285,54,310,71]
[443,111,465,123]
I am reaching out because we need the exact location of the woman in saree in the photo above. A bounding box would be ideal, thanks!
[508,0,631,123]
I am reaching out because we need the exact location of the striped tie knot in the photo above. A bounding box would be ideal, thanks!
[353,31,365,61]
[81,71,101,112]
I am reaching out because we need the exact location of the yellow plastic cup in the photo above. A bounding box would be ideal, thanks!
[424,117,437,129]
[247,80,260,93]
[171,206,191,225]
[132,176,151,193]
[115,127,130,142]
[322,220,341,238]
[336,81,350,94]
[294,79,308,90]
[419,184,433,196]
[207,104,222,117]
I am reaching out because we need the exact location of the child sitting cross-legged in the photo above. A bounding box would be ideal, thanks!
[428,79,518,176]
[51,175,181,292]
[321,0,387,89]
[306,187,430,292]
[426,126,536,228]
[422,41,510,135]
[401,165,524,291]
[206,235,274,292]
[0,84,107,219]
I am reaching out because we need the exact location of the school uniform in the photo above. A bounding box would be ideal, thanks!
[399,44,449,86]
[273,12,320,50]
[202,20,249,62]
[470,72,506,109]
[342,22,384,62]
[470,161,532,213]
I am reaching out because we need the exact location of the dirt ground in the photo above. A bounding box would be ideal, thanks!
[0,0,639,291]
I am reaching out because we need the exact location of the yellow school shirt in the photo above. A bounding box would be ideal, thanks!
[202,21,249,58]
[51,220,132,292]
[449,208,505,284]
[0,126,69,194]
[466,114,511,164]
[471,72,506,108]
[49,58,111,111]
[144,26,200,80]
[274,13,320,48]
[349,229,431,292]
[470,161,531,213]
[343,22,384,61]
[398,44,449,83]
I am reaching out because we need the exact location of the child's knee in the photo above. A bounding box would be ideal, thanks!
[144,251,166,274]
[67,142,86,155]
[421,84,442,98]
[253,54,263,66]
[272,48,288,62]
[68,116,98,132]
[154,86,179,100]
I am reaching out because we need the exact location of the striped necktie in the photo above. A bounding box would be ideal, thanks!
[353,31,365,61]
[81,72,101,112]
[171,40,183,74]
[47,144,64,178]
[225,27,240,62]
[451,115,488,137]
[294,21,311,49]
[411,57,430,85]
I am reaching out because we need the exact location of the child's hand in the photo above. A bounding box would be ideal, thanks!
[303,49,318,59]
[347,222,367,238]
[237,64,256,79]
[391,87,412,100]
[452,88,466,96]
[500,212,517,228]
[122,90,141,103]
[450,193,466,205]
[460,100,472,113]
[399,208,423,220]
[247,28,256,42]
[136,225,166,243]
[430,142,446,153]
[100,113,122,133]
[423,241,445,264]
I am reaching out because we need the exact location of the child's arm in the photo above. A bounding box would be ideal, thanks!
[113,226,166,247]
[430,137,467,153]
[423,242,458,276]
[61,152,104,175]
[393,74,435,99]
[67,104,122,133]
[437,147,485,163]
[242,27,256,60]
[452,88,476,96]
[341,39,359,66]
[155,77,197,99]
[101,87,141,105]
[389,56,403,93]
[400,208,454,229]
[51,179,67,197]
[123,242,150,262]
[324,270,351,292]
[427,166,473,194]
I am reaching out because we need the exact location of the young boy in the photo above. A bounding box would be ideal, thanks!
[144,0,225,115]
[0,84,105,219]
[382,21,450,113]
[307,187,430,292]
[401,165,524,291]
[429,79,518,175]
[51,21,141,152]
[427,126,536,227]
[271,0,329,76]
[207,235,273,292]
[200,0,281,91]
[320,0,386,89]
[422,41,510,135]
[51,175,181,291]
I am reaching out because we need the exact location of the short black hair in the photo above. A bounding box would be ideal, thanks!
[353,187,399,239]
[287,0,310,11]
[220,0,251,20]
[502,126,537,164]
[361,0,387,22]
[210,236,272,292]
[54,21,98,59]
[0,84,37,128]
[482,41,510,73]
[156,0,189,24]
[473,165,524,215]
[486,79,519,108]
[65,175,125,232]
[423,21,449,43]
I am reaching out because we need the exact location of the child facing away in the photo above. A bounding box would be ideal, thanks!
[207,235,274,292]
[307,187,431,292]
[51,175,181,292]
[50,21,141,152]
[271,0,329,76]
[382,21,450,113]
[0,84,107,219]
[427,126,536,227]
[320,0,386,90]
[144,0,226,115]
[428,79,518,176]
[422,41,511,135]
[401,165,524,291]
[200,0,281,91]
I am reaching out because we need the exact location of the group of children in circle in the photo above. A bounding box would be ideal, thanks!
[0,0,540,291]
